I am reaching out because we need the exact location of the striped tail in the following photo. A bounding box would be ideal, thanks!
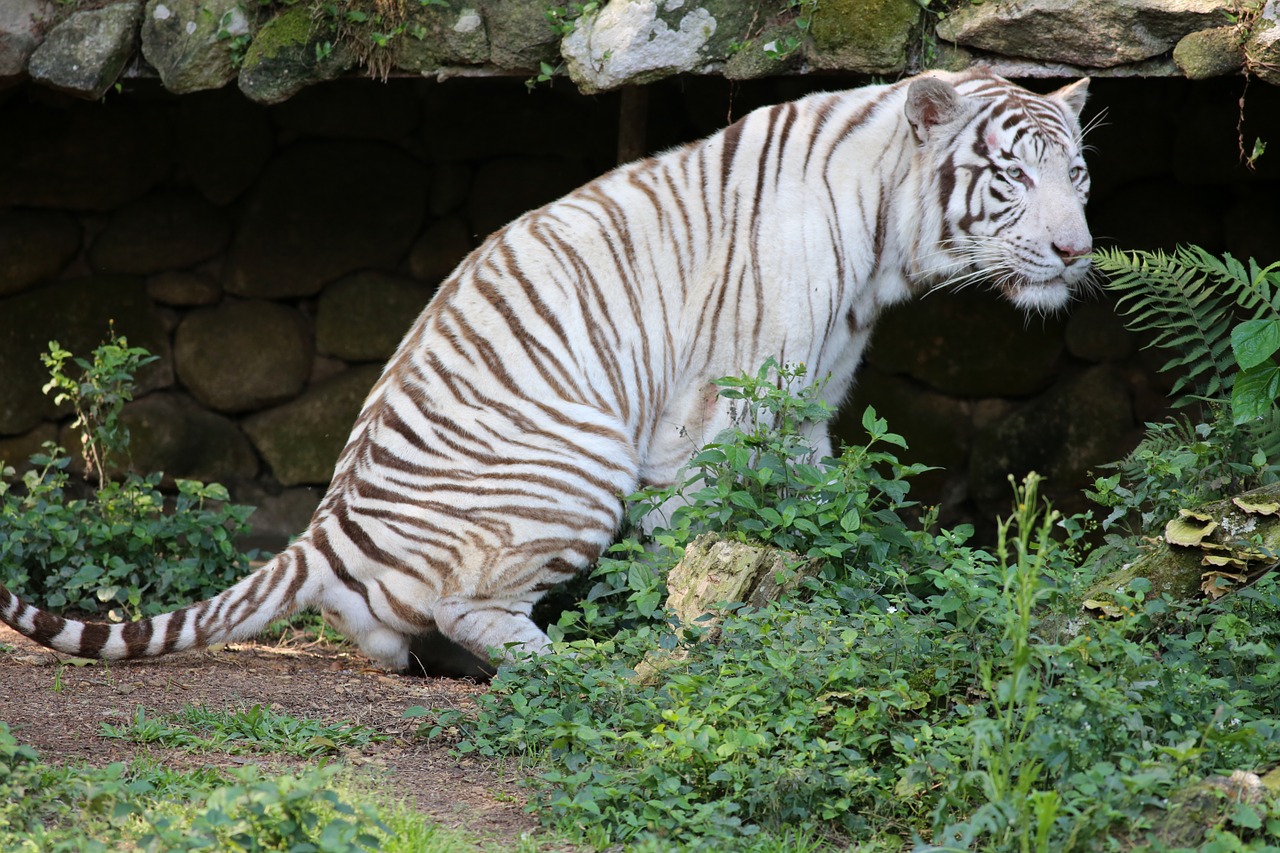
[0,542,314,660]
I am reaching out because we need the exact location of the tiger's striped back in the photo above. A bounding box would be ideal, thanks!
[0,70,1093,671]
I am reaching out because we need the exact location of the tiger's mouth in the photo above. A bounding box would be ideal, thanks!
[999,274,1075,312]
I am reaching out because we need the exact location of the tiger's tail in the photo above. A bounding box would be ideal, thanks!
[0,540,317,660]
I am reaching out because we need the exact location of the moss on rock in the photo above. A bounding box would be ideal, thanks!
[809,0,919,74]
[239,5,312,68]
[1173,26,1245,79]
[238,6,353,104]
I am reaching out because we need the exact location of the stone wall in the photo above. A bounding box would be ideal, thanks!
[0,72,1278,545]
[3,1,1279,105]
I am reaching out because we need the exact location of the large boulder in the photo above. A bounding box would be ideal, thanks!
[141,0,253,94]
[242,365,382,486]
[408,215,474,284]
[394,3,490,72]
[229,481,322,551]
[0,277,173,436]
[145,270,222,307]
[562,0,763,93]
[224,141,427,299]
[105,392,258,483]
[1064,298,1139,363]
[0,0,52,82]
[839,368,973,515]
[315,271,432,362]
[89,190,231,275]
[0,210,81,297]
[27,0,142,99]
[480,0,562,70]
[937,0,1225,68]
[968,366,1136,518]
[237,5,353,105]
[465,156,592,238]
[173,299,313,414]
[0,424,57,472]
[1173,26,1246,79]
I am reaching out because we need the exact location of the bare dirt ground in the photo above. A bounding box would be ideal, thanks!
[0,622,547,849]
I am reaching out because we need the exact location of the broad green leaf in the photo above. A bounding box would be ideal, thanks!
[1231,318,1280,369]
[1231,362,1280,424]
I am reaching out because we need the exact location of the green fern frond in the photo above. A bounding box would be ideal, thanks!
[1093,246,1280,407]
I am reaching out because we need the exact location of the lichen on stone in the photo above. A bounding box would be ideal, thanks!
[562,0,721,93]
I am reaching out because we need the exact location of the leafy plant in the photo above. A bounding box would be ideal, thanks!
[544,0,599,37]
[633,358,928,566]
[1,337,260,620]
[405,360,1280,850]
[1089,247,1280,532]
[2,721,475,853]
[552,359,929,646]
[41,328,157,488]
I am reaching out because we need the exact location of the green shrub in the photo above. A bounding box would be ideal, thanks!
[139,764,386,853]
[0,337,259,619]
[408,361,1280,851]
[556,359,930,646]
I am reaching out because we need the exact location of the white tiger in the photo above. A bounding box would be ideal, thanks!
[1,69,1092,672]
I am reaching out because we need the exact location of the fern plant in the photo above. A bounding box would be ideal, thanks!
[1090,246,1280,532]
[1094,246,1280,407]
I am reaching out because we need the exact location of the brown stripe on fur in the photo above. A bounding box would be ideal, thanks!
[802,96,839,175]
[376,578,437,630]
[122,616,155,656]
[719,115,746,197]
[79,621,110,657]
[773,102,798,190]
[163,606,190,653]
[32,609,65,646]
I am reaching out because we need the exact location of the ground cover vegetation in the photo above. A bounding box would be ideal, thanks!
[0,716,488,853]
[2,247,1280,850]
[411,250,1280,850]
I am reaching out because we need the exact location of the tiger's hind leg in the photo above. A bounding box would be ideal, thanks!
[322,606,414,671]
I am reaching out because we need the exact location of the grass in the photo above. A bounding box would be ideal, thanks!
[100,703,385,758]
[0,718,519,853]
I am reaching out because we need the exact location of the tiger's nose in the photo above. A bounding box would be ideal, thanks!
[1053,239,1092,262]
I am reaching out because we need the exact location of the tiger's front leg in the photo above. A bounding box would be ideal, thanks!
[433,595,551,662]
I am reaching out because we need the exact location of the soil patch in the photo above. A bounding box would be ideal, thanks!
[0,623,544,848]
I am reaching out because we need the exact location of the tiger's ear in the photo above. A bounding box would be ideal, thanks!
[1051,78,1090,118]
[905,77,964,144]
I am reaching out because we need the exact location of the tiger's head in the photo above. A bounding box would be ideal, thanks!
[905,72,1093,313]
